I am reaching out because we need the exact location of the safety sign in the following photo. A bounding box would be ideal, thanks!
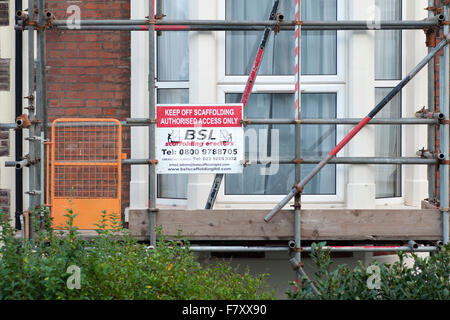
[156,104,244,174]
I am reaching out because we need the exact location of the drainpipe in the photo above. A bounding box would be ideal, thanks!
[14,0,23,230]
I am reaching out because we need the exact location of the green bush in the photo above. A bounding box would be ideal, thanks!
[288,242,449,300]
[0,208,274,300]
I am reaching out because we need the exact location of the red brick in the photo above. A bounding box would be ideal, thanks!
[49,107,66,116]
[85,34,97,42]
[85,100,98,107]
[98,100,119,108]
[82,43,103,50]
[78,108,102,116]
[78,75,102,83]
[51,67,85,75]
[78,59,102,67]
[49,99,60,107]
[65,108,78,116]
[78,91,103,100]
[85,67,99,75]
[61,99,85,107]
[103,108,117,115]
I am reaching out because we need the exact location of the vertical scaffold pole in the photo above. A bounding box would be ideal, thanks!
[36,0,46,220]
[428,0,436,202]
[148,0,157,246]
[441,3,449,244]
[293,0,302,279]
[37,0,47,193]
[291,0,318,296]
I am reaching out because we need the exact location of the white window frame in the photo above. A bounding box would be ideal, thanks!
[374,0,405,206]
[215,83,346,205]
[215,0,347,205]
[217,0,347,85]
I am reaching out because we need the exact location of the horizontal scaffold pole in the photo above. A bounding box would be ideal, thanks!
[122,157,437,166]
[0,117,440,130]
[17,15,444,31]
[240,118,440,125]
[187,245,439,253]
[264,34,450,223]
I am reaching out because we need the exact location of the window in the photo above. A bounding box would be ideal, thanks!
[220,0,342,200]
[375,0,402,80]
[374,88,401,198]
[156,0,189,199]
[225,92,336,195]
[374,0,402,198]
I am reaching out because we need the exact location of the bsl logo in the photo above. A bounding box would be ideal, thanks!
[167,129,233,142]
[185,129,217,141]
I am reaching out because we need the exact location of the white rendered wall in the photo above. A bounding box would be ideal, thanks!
[130,0,149,210]
[187,0,218,209]
[346,0,376,209]
[403,0,429,207]
[0,2,17,220]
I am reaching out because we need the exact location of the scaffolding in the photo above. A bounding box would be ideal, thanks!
[5,0,450,289]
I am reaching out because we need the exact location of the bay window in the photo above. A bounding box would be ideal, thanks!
[220,0,342,201]
[154,0,403,204]
[374,0,403,198]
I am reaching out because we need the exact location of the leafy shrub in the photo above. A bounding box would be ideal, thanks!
[288,242,449,300]
[0,208,273,300]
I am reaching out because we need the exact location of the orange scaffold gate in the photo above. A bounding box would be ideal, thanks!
[47,118,123,229]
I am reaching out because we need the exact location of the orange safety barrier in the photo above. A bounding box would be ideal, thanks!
[48,118,122,229]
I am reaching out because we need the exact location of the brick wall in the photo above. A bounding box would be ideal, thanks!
[0,189,10,214]
[0,130,9,157]
[46,0,131,215]
[0,1,8,26]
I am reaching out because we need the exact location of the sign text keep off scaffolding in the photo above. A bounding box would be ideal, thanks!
[156,104,244,174]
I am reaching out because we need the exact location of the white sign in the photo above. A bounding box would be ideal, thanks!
[156,104,244,174]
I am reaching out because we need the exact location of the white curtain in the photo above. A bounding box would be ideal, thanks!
[302,0,337,75]
[375,0,402,80]
[225,93,336,195]
[375,88,401,198]
[157,89,189,199]
[226,0,337,75]
[157,0,189,81]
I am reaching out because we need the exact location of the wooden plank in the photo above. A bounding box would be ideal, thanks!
[128,209,445,241]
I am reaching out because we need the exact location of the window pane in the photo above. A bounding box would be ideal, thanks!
[375,0,402,80]
[301,0,337,75]
[157,89,189,199]
[226,0,337,76]
[157,1,189,81]
[225,93,336,195]
[375,88,401,198]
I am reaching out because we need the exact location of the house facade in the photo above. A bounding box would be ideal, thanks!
[0,0,446,298]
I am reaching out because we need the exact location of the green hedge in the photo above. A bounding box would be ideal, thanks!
[0,208,274,300]
[288,242,449,300]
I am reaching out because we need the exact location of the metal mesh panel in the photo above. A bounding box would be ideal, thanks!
[54,165,118,198]
[53,122,119,162]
